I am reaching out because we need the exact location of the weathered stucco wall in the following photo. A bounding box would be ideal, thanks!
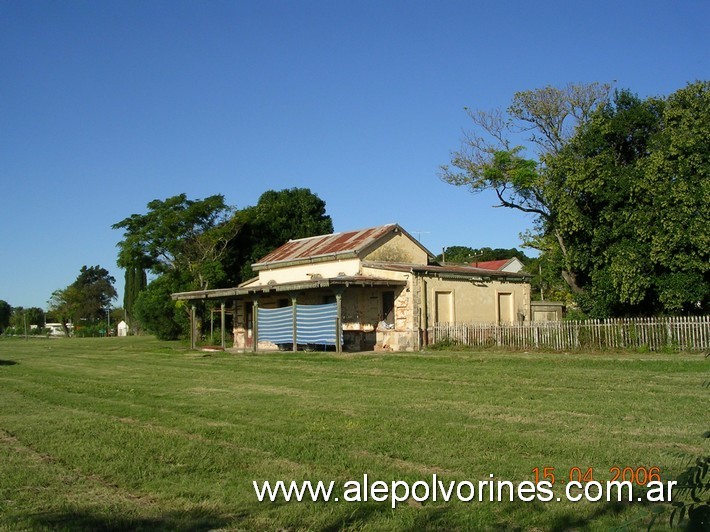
[256,258,360,285]
[423,277,530,324]
[362,231,429,265]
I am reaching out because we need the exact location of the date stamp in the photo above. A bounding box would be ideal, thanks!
[532,466,662,486]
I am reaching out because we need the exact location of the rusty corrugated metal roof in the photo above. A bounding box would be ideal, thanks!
[254,224,402,268]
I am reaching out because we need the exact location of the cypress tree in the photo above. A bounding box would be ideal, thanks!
[124,267,147,329]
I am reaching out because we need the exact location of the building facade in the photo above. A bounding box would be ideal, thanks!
[173,224,531,351]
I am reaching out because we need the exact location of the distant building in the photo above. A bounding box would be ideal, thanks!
[470,257,525,274]
[45,323,73,336]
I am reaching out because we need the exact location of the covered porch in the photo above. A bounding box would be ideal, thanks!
[172,276,407,352]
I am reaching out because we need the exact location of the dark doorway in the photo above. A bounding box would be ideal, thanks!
[382,290,395,324]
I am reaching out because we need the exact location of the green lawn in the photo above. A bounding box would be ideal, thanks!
[0,337,706,531]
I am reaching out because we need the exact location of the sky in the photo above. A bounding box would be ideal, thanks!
[1,0,708,310]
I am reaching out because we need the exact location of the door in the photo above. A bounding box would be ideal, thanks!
[497,293,514,323]
[435,291,453,323]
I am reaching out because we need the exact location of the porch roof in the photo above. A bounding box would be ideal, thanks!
[171,275,406,301]
[362,261,531,281]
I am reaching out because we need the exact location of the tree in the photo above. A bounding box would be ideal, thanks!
[113,194,241,291]
[113,193,242,338]
[123,266,147,329]
[113,189,332,338]
[48,286,80,336]
[548,82,709,316]
[24,307,45,328]
[48,265,118,335]
[440,82,612,294]
[223,188,333,284]
[0,300,10,333]
[133,272,191,340]
[436,246,529,264]
[441,81,709,316]
[73,266,118,320]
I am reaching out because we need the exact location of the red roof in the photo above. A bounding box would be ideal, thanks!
[253,224,432,269]
[471,259,509,271]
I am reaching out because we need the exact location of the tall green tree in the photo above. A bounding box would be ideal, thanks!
[73,266,118,320]
[113,194,242,337]
[48,265,117,335]
[442,81,709,316]
[0,300,10,333]
[223,188,333,284]
[113,194,241,291]
[123,266,147,329]
[549,82,709,316]
[24,307,45,328]
[133,271,191,340]
[440,82,612,294]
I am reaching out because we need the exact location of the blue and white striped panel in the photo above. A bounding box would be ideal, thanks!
[296,303,340,346]
[257,306,293,344]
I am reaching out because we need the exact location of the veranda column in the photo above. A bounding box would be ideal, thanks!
[252,298,259,353]
[220,302,226,349]
[335,289,343,353]
[190,305,197,350]
[291,293,298,352]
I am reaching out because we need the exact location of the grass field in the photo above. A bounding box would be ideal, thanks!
[0,337,707,531]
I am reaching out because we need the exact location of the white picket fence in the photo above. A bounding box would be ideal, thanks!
[430,316,710,352]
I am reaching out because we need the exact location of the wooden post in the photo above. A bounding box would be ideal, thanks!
[252,298,259,353]
[291,293,298,352]
[190,305,197,350]
[335,290,343,353]
[420,278,428,348]
[220,302,226,349]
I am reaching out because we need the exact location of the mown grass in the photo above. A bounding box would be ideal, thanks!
[0,337,707,530]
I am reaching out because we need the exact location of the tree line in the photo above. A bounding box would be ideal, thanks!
[4,82,706,337]
[113,187,334,340]
[441,80,709,317]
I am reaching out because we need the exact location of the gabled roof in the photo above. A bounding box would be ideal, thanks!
[471,257,525,273]
[253,224,434,270]
[471,259,509,270]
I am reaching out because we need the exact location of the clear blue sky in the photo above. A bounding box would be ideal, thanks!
[1,0,708,310]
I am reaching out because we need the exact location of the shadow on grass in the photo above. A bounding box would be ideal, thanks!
[545,501,630,532]
[494,497,655,532]
[0,359,17,366]
[29,507,244,532]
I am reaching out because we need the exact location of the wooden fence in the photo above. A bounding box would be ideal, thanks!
[430,316,710,352]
